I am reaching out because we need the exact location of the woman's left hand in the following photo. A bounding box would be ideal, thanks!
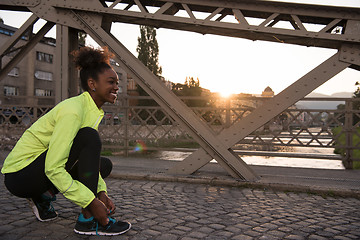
[98,191,116,215]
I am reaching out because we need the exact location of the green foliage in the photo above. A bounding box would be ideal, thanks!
[136,25,163,108]
[172,77,206,107]
[332,80,360,169]
[101,150,113,156]
[351,81,360,124]
[336,81,360,125]
[136,25,162,77]
[332,126,360,169]
[135,25,164,123]
[172,77,221,125]
[78,31,87,46]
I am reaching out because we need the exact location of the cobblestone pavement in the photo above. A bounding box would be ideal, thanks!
[1,175,360,240]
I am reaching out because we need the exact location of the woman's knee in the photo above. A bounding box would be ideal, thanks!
[75,127,102,149]
[100,157,113,179]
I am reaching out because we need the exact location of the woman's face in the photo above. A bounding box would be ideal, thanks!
[90,68,119,106]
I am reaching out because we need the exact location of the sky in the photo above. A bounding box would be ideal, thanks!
[0,0,359,97]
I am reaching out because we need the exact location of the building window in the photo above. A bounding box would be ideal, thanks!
[110,59,119,66]
[4,86,18,96]
[0,28,13,36]
[35,70,53,81]
[36,51,53,63]
[8,67,19,77]
[0,28,26,39]
[35,89,52,96]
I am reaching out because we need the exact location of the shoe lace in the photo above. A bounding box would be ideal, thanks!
[95,217,116,236]
[96,221,99,236]
[39,195,56,213]
[47,202,55,213]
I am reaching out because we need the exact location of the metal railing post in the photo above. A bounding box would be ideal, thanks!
[344,100,353,169]
[225,98,231,128]
[124,95,129,157]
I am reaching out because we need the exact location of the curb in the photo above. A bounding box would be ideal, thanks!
[109,172,360,199]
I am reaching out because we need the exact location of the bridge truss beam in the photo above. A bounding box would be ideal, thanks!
[42,0,360,50]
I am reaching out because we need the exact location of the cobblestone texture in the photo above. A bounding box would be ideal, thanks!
[0,175,359,240]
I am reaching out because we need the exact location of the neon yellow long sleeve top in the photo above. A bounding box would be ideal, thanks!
[1,91,106,208]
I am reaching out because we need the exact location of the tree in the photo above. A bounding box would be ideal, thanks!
[332,81,360,169]
[172,77,220,125]
[136,25,163,100]
[136,25,164,123]
[136,25,162,77]
[172,77,203,106]
[78,31,87,46]
[354,81,360,105]
[351,81,360,124]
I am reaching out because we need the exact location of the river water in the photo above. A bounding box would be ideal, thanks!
[155,147,345,170]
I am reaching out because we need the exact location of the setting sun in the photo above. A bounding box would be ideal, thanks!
[216,87,236,98]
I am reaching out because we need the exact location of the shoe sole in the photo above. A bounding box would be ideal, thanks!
[74,222,131,236]
[26,198,58,222]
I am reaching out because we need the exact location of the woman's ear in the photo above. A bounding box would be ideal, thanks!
[88,78,96,91]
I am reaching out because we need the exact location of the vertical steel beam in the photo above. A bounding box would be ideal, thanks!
[26,51,35,106]
[55,24,69,103]
[169,51,351,175]
[68,27,80,98]
[55,25,79,102]
[69,10,258,180]
[344,100,353,169]
[225,98,231,128]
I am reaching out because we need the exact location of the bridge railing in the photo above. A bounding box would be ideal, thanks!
[1,95,359,169]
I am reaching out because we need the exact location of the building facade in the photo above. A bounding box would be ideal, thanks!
[0,21,57,106]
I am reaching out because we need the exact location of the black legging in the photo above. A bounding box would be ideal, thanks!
[4,127,112,201]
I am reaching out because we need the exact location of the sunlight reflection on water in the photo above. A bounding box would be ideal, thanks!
[155,150,345,170]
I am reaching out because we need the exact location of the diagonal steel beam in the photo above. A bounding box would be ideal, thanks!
[67,10,258,180]
[0,14,38,58]
[168,51,351,175]
[0,21,54,82]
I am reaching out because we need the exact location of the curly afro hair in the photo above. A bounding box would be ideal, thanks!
[72,46,114,91]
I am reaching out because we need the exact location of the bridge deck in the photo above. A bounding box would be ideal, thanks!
[102,154,360,198]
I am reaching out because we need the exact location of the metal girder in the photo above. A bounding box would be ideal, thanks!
[65,10,258,180]
[0,15,54,82]
[2,1,359,49]
[0,14,38,59]
[0,0,39,11]
[55,25,80,103]
[169,51,351,174]
[48,0,360,49]
[340,44,360,68]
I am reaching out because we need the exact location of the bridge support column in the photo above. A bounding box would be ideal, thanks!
[55,25,79,104]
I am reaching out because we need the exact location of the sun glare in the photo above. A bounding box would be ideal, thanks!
[219,89,234,98]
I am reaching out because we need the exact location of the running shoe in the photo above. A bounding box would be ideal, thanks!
[27,194,58,222]
[74,213,131,236]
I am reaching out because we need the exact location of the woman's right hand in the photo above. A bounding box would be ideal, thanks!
[87,198,109,226]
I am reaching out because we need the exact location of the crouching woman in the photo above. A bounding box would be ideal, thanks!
[1,46,131,236]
